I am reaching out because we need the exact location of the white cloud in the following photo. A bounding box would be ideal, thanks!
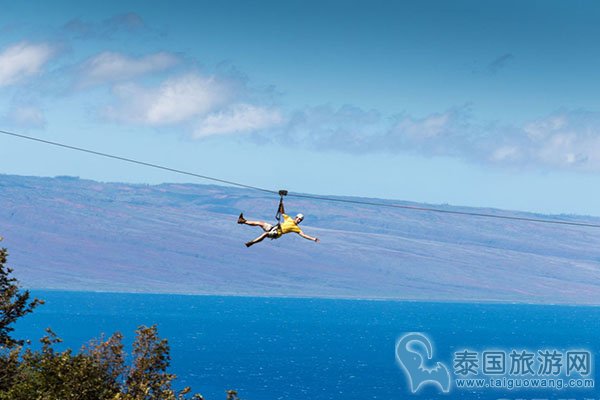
[388,109,600,171]
[523,112,600,169]
[273,105,383,152]
[490,146,520,162]
[104,73,232,125]
[393,112,451,139]
[258,104,600,172]
[0,42,55,87]
[524,115,567,140]
[194,104,284,138]
[6,105,46,128]
[78,51,179,87]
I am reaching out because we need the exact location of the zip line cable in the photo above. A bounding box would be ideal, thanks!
[0,129,277,195]
[290,193,600,228]
[2,128,600,229]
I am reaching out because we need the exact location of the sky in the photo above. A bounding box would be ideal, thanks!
[2,0,600,215]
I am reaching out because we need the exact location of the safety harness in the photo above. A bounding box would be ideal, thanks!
[270,190,288,239]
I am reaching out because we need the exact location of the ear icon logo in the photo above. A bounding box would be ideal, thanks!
[396,333,451,393]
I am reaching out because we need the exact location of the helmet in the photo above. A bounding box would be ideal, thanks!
[296,213,304,221]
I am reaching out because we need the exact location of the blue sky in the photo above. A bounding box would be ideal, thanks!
[2,0,600,215]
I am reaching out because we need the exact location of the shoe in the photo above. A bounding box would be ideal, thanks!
[237,213,246,224]
[245,241,253,247]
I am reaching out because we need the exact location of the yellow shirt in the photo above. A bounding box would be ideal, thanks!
[280,214,302,234]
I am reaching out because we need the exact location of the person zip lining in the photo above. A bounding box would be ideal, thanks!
[238,190,319,247]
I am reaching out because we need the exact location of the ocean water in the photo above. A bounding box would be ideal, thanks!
[13,291,600,400]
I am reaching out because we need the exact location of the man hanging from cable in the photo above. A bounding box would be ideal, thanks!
[237,190,319,247]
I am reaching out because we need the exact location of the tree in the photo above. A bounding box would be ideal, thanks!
[0,241,44,348]
[1,327,206,400]
[0,242,212,400]
[125,325,176,399]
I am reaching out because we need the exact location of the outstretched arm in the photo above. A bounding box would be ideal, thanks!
[298,231,319,243]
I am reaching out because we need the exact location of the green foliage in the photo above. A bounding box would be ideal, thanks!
[0,243,223,400]
[125,325,175,399]
[1,329,120,400]
[0,327,205,400]
[0,245,44,347]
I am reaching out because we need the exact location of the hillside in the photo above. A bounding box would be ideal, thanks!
[1,174,599,304]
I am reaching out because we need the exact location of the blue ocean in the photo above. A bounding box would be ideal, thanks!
[14,291,599,400]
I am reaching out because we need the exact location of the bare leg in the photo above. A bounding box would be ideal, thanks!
[246,232,269,247]
[243,220,272,230]
[238,213,272,231]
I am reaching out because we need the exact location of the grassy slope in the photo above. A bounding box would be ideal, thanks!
[1,174,599,304]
